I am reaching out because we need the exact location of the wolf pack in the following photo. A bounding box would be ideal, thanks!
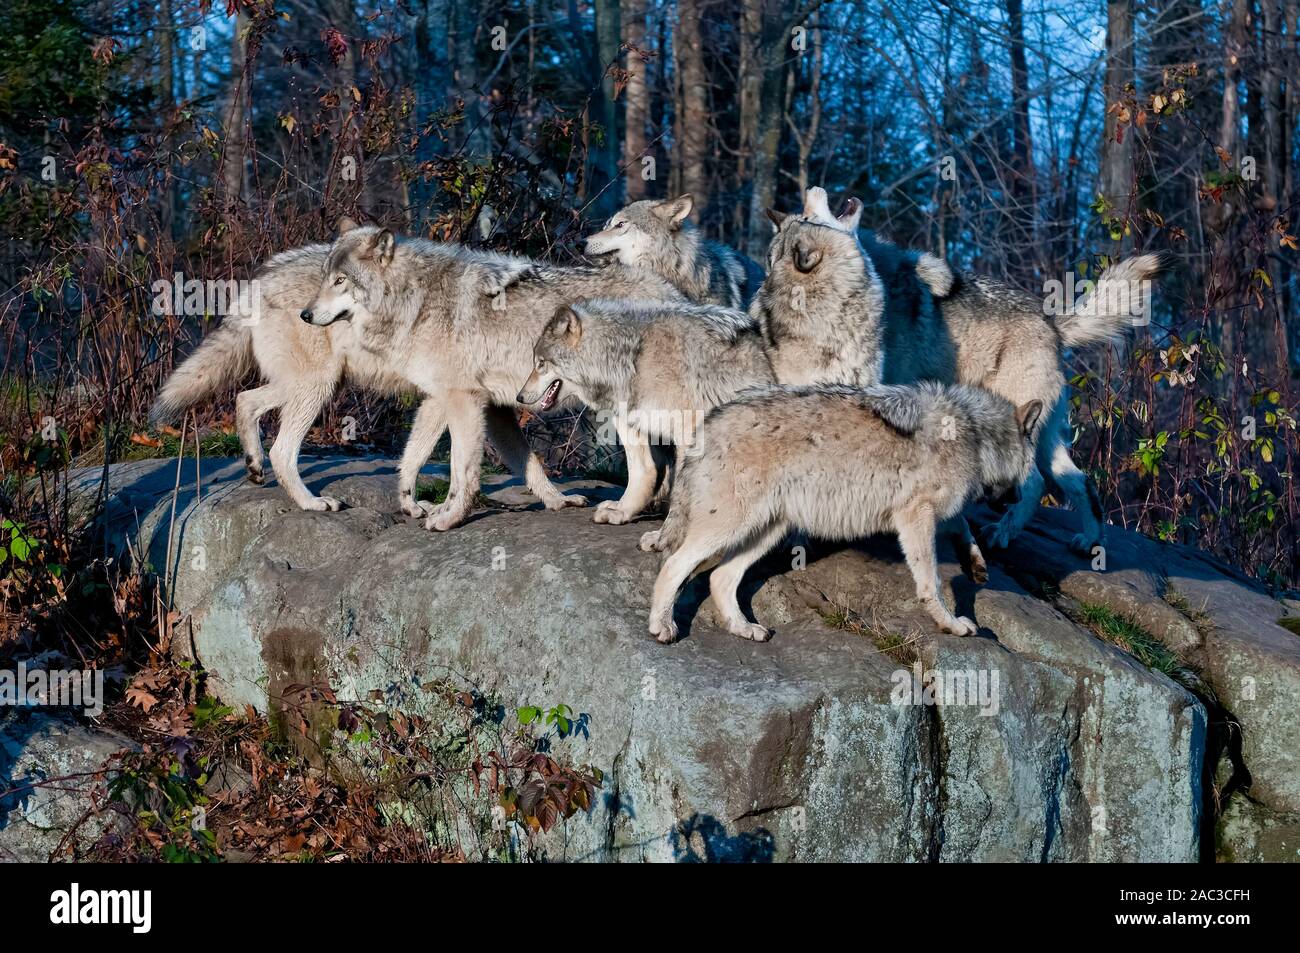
[151,187,1166,644]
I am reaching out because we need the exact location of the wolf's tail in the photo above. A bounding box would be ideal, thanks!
[149,320,255,426]
[1055,253,1171,349]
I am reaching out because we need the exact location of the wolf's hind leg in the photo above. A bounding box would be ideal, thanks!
[1044,436,1105,556]
[648,529,728,645]
[398,397,449,517]
[897,503,975,636]
[483,404,589,511]
[269,385,337,511]
[236,384,280,485]
[941,514,987,584]
[426,391,486,531]
[709,524,788,642]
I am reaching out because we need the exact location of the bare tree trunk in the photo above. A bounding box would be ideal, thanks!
[789,19,822,195]
[744,1,791,257]
[1005,0,1037,272]
[673,0,709,216]
[1211,0,1252,400]
[451,0,488,155]
[1099,0,1134,220]
[595,0,622,208]
[157,0,175,235]
[1219,0,1249,160]
[737,0,764,229]
[1260,0,1286,212]
[220,10,250,207]
[622,0,650,199]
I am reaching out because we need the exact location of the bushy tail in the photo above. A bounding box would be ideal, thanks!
[149,320,255,426]
[1055,252,1171,349]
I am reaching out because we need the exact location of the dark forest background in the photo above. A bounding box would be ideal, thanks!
[1,0,1298,591]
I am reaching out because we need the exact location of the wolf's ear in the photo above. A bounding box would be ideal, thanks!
[765,208,788,231]
[547,306,583,346]
[655,194,693,229]
[1016,399,1044,437]
[336,216,359,236]
[367,229,396,267]
[836,197,863,232]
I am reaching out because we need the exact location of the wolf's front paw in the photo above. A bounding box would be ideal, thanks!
[648,614,678,644]
[729,621,772,642]
[968,547,989,585]
[425,505,466,532]
[246,464,264,485]
[303,495,342,512]
[940,616,978,637]
[544,492,588,511]
[593,500,631,524]
[400,497,434,518]
[638,529,662,552]
[1070,532,1102,557]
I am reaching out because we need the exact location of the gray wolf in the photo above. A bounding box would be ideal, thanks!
[516,300,774,524]
[150,220,683,529]
[756,187,1168,554]
[584,194,765,308]
[645,382,1043,643]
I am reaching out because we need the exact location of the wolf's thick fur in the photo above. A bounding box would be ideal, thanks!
[646,383,1041,643]
[584,195,764,308]
[517,300,774,524]
[150,224,683,528]
[756,187,1168,553]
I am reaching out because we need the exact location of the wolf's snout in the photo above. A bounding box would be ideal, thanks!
[299,309,314,323]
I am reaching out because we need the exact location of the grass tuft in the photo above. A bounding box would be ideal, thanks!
[1076,602,1184,676]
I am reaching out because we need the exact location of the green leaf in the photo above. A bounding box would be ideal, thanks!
[8,535,30,562]
[517,706,541,725]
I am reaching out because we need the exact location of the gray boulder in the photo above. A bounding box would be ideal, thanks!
[0,710,137,862]
[59,453,1293,861]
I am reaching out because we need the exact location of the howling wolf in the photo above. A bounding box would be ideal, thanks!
[584,194,765,308]
[150,220,683,529]
[646,382,1042,643]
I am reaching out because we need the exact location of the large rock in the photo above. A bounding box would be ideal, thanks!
[0,710,137,862]
[996,517,1300,862]
[73,453,1281,862]
[81,452,1227,863]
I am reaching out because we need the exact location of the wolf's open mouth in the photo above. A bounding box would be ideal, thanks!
[538,379,562,411]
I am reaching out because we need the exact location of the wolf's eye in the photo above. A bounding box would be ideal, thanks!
[615,221,626,230]
[333,275,346,287]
